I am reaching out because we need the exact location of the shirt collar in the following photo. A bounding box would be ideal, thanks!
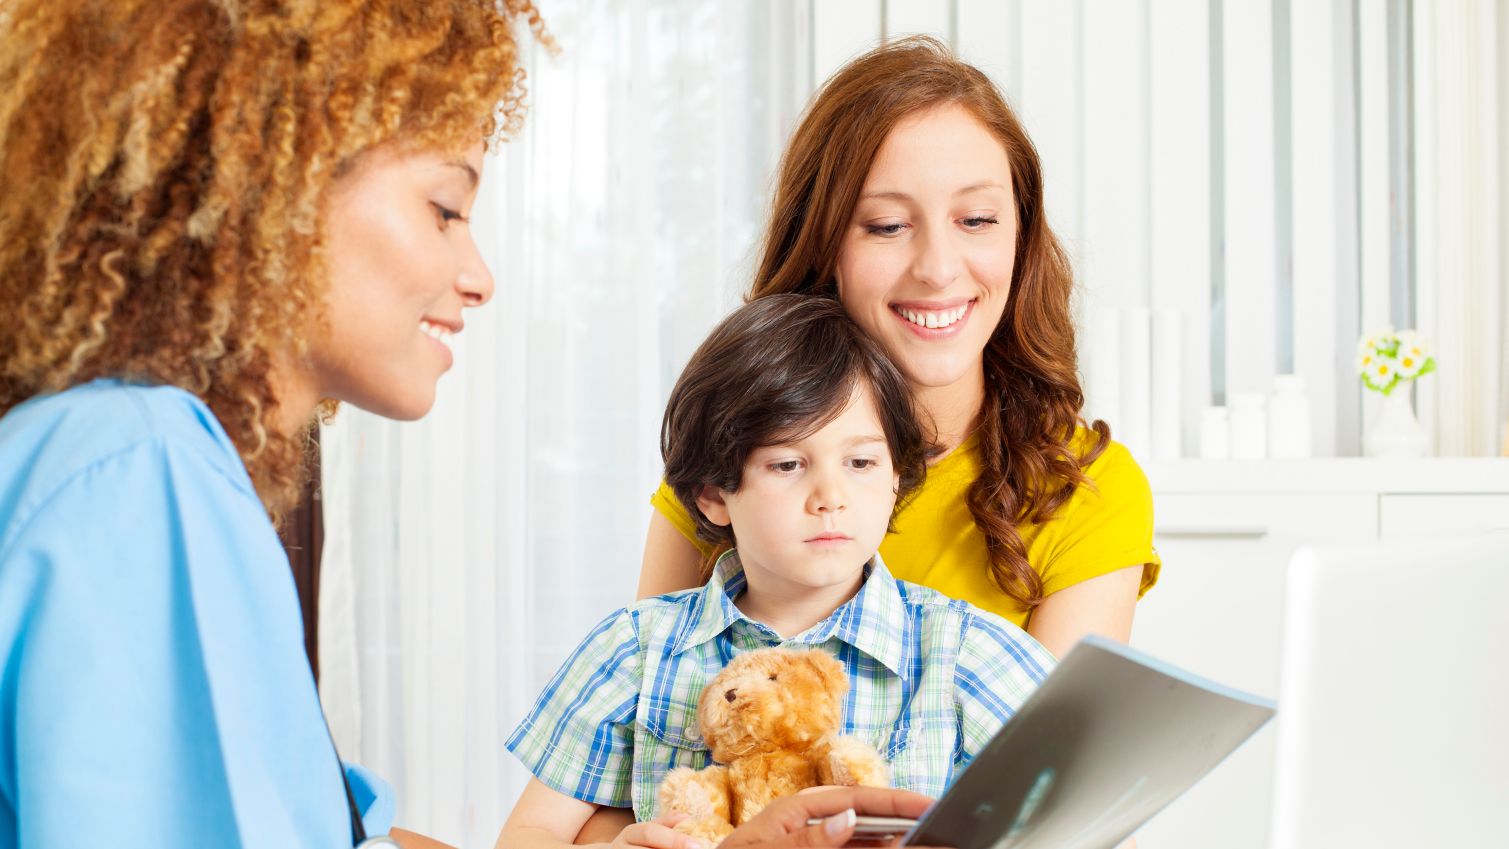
[670,549,749,655]
[669,549,909,677]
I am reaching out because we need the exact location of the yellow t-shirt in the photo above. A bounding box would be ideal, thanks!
[649,429,1160,629]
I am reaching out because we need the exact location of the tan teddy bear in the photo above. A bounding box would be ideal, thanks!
[656,647,889,842]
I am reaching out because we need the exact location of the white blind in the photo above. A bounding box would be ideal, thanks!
[804,0,1508,458]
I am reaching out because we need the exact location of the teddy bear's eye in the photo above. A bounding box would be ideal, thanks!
[768,674,778,681]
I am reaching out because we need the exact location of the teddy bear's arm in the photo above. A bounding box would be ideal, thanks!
[728,752,823,826]
[815,736,890,788]
[658,765,735,843]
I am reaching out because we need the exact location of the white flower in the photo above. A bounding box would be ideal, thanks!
[1402,341,1430,362]
[1366,358,1398,390]
[1358,327,1398,356]
[1396,352,1426,379]
[1358,327,1433,391]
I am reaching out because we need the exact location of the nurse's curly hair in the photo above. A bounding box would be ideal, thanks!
[0,0,547,519]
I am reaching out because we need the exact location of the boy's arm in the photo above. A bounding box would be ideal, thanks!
[953,611,1057,761]
[497,778,706,849]
[497,778,602,849]
[576,807,637,843]
[502,608,709,849]
[505,608,643,812]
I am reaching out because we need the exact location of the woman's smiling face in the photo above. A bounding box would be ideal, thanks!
[305,141,495,420]
[833,102,1018,393]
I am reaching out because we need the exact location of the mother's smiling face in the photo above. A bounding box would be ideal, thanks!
[832,102,1018,395]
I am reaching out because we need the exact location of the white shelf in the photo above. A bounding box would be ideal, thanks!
[1143,457,1509,495]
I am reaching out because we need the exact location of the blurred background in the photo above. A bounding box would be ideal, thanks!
[311,2,1509,846]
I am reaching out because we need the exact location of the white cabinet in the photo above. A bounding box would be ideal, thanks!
[1131,494,1375,849]
[1129,459,1509,849]
[1378,494,1509,538]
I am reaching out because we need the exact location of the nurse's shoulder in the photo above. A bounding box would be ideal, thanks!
[0,379,250,554]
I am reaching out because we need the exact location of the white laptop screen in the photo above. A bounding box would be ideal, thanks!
[1270,532,1509,848]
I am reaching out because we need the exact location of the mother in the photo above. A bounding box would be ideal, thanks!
[641,38,1159,658]
[0,2,935,846]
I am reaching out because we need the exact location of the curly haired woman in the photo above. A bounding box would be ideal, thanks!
[640,37,1160,660]
[0,3,952,847]
[0,1,541,845]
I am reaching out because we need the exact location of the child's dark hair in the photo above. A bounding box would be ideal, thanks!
[661,294,928,564]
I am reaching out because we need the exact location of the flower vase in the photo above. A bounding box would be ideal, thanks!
[1364,384,1429,458]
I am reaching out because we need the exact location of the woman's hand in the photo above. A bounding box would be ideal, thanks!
[390,827,459,848]
[609,812,708,849]
[720,787,942,849]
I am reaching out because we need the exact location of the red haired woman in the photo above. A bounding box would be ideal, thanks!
[642,36,1159,661]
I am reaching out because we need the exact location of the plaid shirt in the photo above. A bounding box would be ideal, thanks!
[506,551,1055,820]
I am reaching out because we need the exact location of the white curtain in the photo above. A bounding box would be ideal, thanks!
[318,2,800,845]
[1412,0,1506,456]
[319,2,1509,844]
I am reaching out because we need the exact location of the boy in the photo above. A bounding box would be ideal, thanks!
[501,296,1055,849]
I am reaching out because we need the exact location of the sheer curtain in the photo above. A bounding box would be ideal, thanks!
[317,3,801,846]
[319,2,1509,844]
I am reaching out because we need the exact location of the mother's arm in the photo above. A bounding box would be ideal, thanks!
[1023,564,1144,659]
[637,512,706,598]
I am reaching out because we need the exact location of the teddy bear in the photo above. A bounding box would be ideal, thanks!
[656,647,889,842]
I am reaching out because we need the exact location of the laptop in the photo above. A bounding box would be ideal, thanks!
[1269,532,1509,847]
[895,636,1275,849]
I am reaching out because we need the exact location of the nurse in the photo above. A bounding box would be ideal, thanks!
[0,2,938,847]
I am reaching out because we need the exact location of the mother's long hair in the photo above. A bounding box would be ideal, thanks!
[749,36,1109,610]
[0,0,546,519]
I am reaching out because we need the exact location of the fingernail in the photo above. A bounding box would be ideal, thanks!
[824,809,857,839]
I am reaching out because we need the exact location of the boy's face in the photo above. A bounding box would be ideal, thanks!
[697,383,900,594]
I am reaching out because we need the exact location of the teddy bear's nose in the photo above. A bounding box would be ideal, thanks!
[724,688,738,703]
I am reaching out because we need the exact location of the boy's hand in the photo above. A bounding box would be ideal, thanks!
[609,811,709,849]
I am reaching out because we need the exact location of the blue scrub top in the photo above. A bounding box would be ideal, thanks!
[0,380,393,847]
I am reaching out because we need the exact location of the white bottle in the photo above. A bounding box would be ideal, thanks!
[1267,374,1313,459]
[1229,392,1267,459]
[1199,406,1231,459]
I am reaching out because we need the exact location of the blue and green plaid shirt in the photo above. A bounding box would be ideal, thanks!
[506,551,1055,820]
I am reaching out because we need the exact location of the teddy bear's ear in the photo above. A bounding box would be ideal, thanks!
[802,650,849,698]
